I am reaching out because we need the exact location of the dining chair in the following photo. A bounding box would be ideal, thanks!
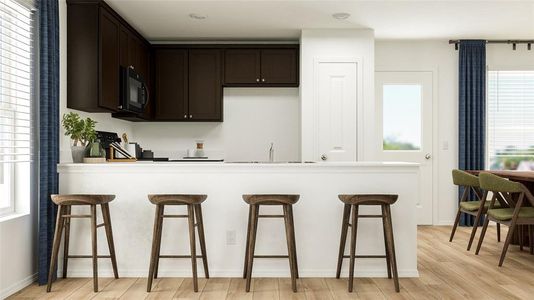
[449,169,500,250]
[475,172,534,266]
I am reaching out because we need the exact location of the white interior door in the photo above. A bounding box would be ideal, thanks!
[376,71,434,225]
[317,60,358,162]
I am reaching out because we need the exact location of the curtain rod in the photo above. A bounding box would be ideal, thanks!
[449,39,534,50]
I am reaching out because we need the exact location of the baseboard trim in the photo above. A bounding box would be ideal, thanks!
[63,268,419,278]
[1,273,37,299]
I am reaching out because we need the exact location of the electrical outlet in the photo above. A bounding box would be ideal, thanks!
[226,230,236,245]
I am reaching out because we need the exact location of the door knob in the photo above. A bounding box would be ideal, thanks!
[184,114,187,119]
[321,154,327,161]
[425,153,432,160]
[256,78,260,82]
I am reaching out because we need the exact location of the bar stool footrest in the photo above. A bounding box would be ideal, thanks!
[342,255,387,259]
[67,255,111,258]
[253,255,289,258]
[159,255,204,259]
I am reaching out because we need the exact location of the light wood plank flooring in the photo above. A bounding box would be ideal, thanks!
[8,226,534,299]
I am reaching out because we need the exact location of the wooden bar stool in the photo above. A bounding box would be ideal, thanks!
[336,194,399,293]
[146,194,209,293]
[46,194,118,293]
[242,194,299,293]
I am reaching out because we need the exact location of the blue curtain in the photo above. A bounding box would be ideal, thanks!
[37,0,60,285]
[458,40,486,226]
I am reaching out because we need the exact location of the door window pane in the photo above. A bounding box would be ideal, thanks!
[382,85,422,151]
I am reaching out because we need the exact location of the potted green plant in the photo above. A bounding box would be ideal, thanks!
[61,112,98,163]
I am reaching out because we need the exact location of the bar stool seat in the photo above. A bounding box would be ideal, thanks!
[47,194,118,293]
[243,194,300,293]
[336,194,399,293]
[147,194,209,293]
[148,194,207,205]
[243,194,300,205]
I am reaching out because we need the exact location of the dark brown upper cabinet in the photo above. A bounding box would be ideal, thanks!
[67,0,151,115]
[223,47,299,87]
[153,48,222,122]
[188,49,223,121]
[154,49,188,121]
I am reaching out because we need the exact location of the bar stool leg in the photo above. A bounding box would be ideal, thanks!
[384,205,399,292]
[154,205,165,279]
[101,203,119,279]
[90,204,99,292]
[62,205,71,278]
[187,204,198,292]
[287,205,299,279]
[243,205,253,279]
[348,204,358,292]
[381,205,392,279]
[520,225,524,252]
[283,205,297,292]
[246,204,259,292]
[336,204,351,279]
[529,225,533,255]
[195,204,210,278]
[147,205,163,292]
[497,223,501,242]
[46,205,66,292]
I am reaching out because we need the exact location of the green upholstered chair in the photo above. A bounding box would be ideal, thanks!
[450,169,501,250]
[475,172,534,266]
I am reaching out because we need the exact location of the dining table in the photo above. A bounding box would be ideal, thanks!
[468,170,534,247]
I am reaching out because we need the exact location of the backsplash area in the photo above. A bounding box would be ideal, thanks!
[132,88,301,162]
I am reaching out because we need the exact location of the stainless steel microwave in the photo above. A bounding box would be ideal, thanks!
[120,66,147,113]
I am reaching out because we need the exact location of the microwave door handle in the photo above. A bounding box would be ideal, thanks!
[142,84,149,106]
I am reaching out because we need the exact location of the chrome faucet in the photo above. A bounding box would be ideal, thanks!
[269,142,274,162]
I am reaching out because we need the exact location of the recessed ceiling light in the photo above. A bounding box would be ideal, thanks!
[189,13,207,20]
[332,12,350,20]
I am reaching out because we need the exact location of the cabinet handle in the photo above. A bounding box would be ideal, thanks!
[189,114,193,119]
[256,78,260,82]
[262,78,265,82]
[184,114,187,119]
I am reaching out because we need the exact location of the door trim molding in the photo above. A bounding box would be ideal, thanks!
[313,57,364,161]
[375,68,439,225]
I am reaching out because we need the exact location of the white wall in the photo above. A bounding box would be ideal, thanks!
[375,40,534,225]
[300,29,375,161]
[132,88,301,162]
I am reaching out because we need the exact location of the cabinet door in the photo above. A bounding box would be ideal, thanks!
[99,9,120,111]
[224,49,260,85]
[119,25,129,68]
[260,49,298,85]
[189,49,222,121]
[154,49,188,120]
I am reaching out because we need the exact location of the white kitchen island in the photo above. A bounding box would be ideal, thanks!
[57,161,419,278]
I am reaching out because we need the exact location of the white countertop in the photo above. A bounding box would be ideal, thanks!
[58,161,419,168]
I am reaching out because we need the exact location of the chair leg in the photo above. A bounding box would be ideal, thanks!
[187,205,198,292]
[467,207,484,251]
[195,204,210,279]
[449,209,462,242]
[283,205,297,292]
[336,204,351,279]
[519,225,524,252]
[499,221,518,267]
[153,205,165,279]
[90,204,99,292]
[348,205,358,293]
[101,203,119,279]
[245,204,259,292]
[475,218,491,255]
[243,205,253,279]
[497,223,501,242]
[147,205,163,292]
[46,205,66,292]
[529,225,533,255]
[381,205,392,279]
[62,206,71,278]
[384,205,400,292]
[287,205,299,279]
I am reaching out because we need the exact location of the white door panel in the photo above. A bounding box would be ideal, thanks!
[317,61,358,162]
[376,71,433,225]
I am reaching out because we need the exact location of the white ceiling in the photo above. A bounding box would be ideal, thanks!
[106,0,534,41]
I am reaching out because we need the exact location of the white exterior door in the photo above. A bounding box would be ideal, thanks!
[317,60,358,162]
[376,71,434,225]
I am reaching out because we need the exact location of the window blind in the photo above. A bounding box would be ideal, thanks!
[487,70,534,170]
[0,0,34,163]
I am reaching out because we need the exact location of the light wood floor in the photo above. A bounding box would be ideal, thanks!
[8,226,534,299]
